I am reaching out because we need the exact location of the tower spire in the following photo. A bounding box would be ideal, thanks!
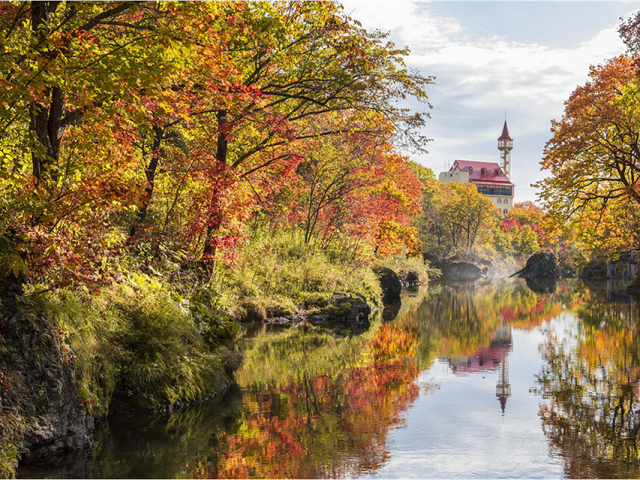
[497,120,513,178]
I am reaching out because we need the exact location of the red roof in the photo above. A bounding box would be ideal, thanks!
[498,121,512,140]
[452,160,514,187]
[449,344,511,375]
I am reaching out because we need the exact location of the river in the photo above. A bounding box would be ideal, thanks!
[18,279,640,478]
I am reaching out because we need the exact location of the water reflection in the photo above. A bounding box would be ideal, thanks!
[186,317,423,479]
[536,283,640,478]
[526,276,558,294]
[17,279,640,479]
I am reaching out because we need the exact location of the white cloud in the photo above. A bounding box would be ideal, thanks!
[342,1,637,203]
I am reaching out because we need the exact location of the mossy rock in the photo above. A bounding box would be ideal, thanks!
[309,293,372,331]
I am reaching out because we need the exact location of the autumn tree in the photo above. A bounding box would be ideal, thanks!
[438,183,499,252]
[196,1,433,259]
[537,56,640,239]
[410,161,449,255]
[0,2,239,291]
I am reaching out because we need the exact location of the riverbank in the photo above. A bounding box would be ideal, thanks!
[0,239,429,477]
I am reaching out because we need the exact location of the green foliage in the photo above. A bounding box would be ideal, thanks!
[221,231,383,320]
[494,228,515,257]
[112,275,231,410]
[188,287,241,348]
[30,273,239,414]
[0,408,26,479]
[517,225,539,257]
[33,289,120,416]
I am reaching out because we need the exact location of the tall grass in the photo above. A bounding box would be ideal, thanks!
[218,232,382,321]
[30,273,239,413]
[0,408,25,479]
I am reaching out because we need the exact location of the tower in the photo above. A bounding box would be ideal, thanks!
[497,120,513,178]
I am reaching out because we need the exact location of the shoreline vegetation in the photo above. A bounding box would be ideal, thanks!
[1,2,640,478]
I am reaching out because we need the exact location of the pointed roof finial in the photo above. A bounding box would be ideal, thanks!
[498,120,511,140]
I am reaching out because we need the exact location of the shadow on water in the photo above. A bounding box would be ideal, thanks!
[19,386,245,479]
[17,277,640,479]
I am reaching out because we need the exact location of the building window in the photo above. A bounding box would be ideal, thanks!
[504,199,509,206]
[503,209,508,215]
[497,198,502,204]
[476,185,513,196]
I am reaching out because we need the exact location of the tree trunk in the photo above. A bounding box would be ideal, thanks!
[627,267,640,296]
[202,110,228,260]
[130,125,164,237]
[30,2,64,187]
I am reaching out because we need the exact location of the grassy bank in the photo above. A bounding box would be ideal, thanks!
[218,234,385,321]
[25,274,240,415]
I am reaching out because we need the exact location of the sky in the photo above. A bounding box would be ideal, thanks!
[341,1,640,203]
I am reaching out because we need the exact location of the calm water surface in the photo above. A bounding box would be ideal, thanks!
[19,279,640,478]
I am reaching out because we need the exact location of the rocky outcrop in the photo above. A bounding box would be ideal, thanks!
[0,310,93,462]
[372,267,402,301]
[438,260,484,281]
[580,260,607,280]
[512,251,561,280]
[264,293,372,331]
[397,270,423,289]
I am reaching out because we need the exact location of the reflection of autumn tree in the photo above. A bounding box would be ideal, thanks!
[187,321,420,479]
[536,298,640,478]
[398,280,577,367]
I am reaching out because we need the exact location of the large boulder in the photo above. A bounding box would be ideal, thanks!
[309,293,371,329]
[438,260,484,281]
[516,252,561,280]
[372,267,402,301]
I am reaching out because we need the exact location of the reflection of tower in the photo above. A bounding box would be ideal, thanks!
[492,321,512,415]
[497,120,513,179]
[496,357,511,414]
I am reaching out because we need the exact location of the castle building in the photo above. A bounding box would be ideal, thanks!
[438,121,515,216]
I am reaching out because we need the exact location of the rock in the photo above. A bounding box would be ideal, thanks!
[438,260,484,281]
[372,267,402,301]
[580,260,607,279]
[264,293,372,332]
[0,312,94,463]
[308,293,371,330]
[515,252,561,280]
[397,270,423,289]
